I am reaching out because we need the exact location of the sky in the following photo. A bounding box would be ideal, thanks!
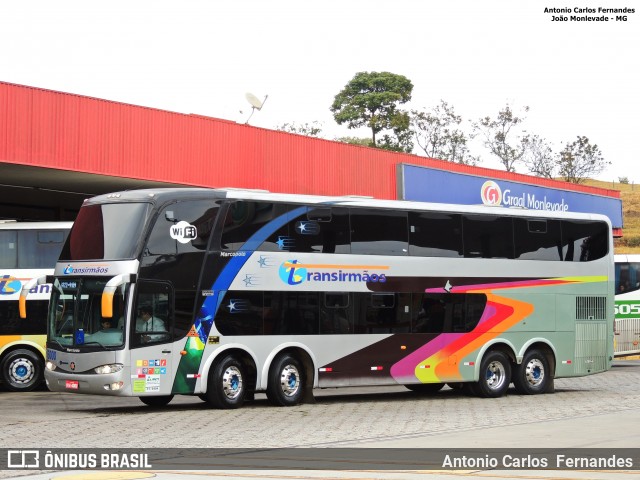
[2,1,638,185]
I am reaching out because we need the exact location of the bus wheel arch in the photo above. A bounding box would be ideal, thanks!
[205,349,257,409]
[513,343,555,395]
[266,347,314,406]
[0,347,44,392]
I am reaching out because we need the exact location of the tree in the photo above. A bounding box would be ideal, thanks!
[277,121,324,138]
[335,136,373,147]
[523,135,556,179]
[557,136,610,184]
[412,100,477,165]
[331,71,413,152]
[472,104,529,172]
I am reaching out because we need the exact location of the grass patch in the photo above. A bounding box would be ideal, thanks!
[583,179,640,254]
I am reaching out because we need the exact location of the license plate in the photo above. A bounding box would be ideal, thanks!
[65,380,79,390]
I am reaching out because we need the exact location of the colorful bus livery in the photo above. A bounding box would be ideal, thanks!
[38,189,614,408]
[0,221,72,391]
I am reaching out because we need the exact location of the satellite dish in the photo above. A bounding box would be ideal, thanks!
[245,92,265,110]
[243,92,269,124]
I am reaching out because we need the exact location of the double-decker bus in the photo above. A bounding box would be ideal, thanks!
[614,254,640,356]
[0,221,72,391]
[31,188,614,408]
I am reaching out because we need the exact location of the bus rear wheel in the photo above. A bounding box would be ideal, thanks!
[139,395,173,407]
[513,349,550,395]
[0,349,43,392]
[474,351,511,398]
[266,354,304,407]
[207,355,246,409]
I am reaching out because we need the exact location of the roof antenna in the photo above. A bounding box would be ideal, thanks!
[244,92,268,124]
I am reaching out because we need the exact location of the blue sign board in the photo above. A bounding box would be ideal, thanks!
[400,164,623,228]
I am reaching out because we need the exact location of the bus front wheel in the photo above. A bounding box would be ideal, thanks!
[513,349,551,395]
[207,355,246,409]
[0,349,43,392]
[475,351,511,398]
[266,354,304,407]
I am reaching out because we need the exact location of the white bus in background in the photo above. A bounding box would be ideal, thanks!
[0,221,72,391]
[614,254,640,356]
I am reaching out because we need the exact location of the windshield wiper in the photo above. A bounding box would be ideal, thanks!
[79,341,108,348]
[47,338,68,350]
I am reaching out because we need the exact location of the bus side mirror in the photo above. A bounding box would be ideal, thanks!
[18,276,49,319]
[101,274,136,318]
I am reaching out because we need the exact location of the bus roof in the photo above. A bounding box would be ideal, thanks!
[83,187,612,225]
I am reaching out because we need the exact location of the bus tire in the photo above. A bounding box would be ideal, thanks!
[266,354,304,407]
[139,395,173,407]
[513,349,550,395]
[207,355,246,409]
[0,349,44,392]
[475,351,511,398]
[405,383,444,394]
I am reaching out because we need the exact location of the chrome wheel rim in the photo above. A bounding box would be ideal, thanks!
[524,359,545,387]
[485,360,507,391]
[9,357,35,385]
[222,366,243,400]
[279,364,300,397]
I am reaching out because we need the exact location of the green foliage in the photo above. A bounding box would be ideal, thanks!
[523,135,556,179]
[472,104,530,172]
[335,136,374,147]
[558,136,610,184]
[331,71,413,149]
[411,100,476,164]
[277,121,324,138]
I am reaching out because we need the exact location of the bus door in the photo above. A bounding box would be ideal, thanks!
[129,281,174,397]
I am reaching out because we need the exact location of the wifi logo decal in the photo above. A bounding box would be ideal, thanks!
[481,181,502,206]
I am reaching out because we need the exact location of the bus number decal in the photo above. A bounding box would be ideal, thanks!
[614,301,640,318]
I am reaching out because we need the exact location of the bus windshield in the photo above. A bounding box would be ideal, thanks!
[49,277,126,349]
[59,203,152,261]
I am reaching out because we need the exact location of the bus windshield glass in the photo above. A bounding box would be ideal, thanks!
[49,277,126,349]
[59,203,152,261]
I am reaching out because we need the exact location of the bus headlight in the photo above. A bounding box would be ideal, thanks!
[46,361,57,371]
[94,364,123,374]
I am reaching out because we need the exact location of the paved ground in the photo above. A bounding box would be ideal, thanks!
[1,359,639,479]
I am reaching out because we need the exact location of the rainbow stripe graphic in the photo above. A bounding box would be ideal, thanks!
[390,276,606,384]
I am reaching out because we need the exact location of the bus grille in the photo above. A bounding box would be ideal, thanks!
[575,296,607,320]
[575,322,609,375]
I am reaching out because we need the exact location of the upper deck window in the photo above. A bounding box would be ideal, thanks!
[59,203,152,261]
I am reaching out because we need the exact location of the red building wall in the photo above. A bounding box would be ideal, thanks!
[0,81,620,202]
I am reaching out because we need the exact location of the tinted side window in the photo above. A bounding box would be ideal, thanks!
[0,299,47,335]
[463,215,514,259]
[0,230,17,268]
[141,200,219,287]
[514,218,562,261]
[290,207,351,254]
[353,292,410,333]
[409,211,463,257]
[616,262,640,294]
[562,220,609,262]
[216,290,263,335]
[17,230,69,268]
[412,293,487,333]
[320,292,352,334]
[350,209,408,256]
[220,202,298,252]
[264,291,319,335]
